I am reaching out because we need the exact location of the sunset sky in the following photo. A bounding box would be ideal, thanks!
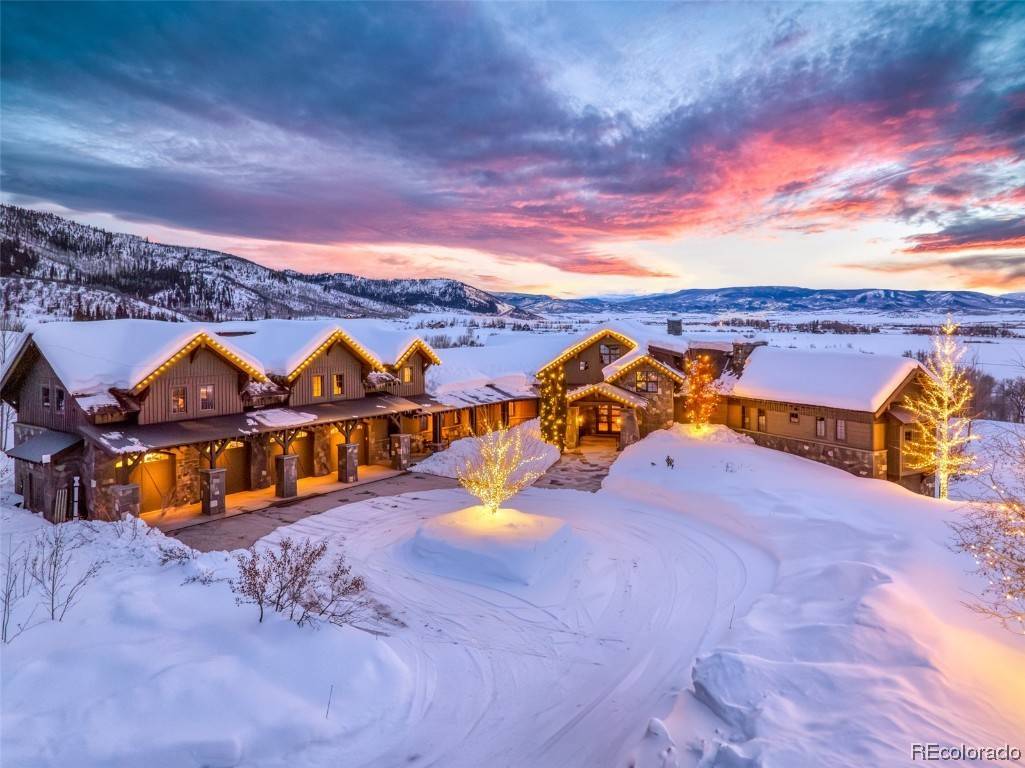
[2,1,1023,297]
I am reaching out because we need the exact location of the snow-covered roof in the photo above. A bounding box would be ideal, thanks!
[732,347,921,412]
[24,320,266,396]
[341,320,441,366]
[567,382,650,410]
[602,348,685,384]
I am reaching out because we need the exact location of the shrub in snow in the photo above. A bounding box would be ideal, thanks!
[29,524,102,623]
[1,537,32,644]
[231,537,375,628]
[457,421,549,515]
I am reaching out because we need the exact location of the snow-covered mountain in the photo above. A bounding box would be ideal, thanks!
[500,286,1025,314]
[1,205,525,321]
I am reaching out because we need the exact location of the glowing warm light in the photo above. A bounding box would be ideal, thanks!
[393,338,442,368]
[286,328,384,382]
[605,354,684,386]
[457,421,547,515]
[536,330,637,376]
[132,332,267,394]
[901,317,979,499]
[538,367,567,449]
[684,353,720,427]
[566,382,646,409]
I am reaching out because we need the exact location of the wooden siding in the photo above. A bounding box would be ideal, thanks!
[562,333,629,387]
[725,397,875,451]
[391,351,428,397]
[138,347,244,425]
[15,354,81,432]
[290,342,367,406]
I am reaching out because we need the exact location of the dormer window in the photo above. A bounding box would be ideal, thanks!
[312,375,324,398]
[402,366,413,384]
[171,386,187,414]
[333,373,344,396]
[41,385,51,409]
[599,343,621,365]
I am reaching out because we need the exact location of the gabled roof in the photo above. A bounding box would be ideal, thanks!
[339,319,441,368]
[8,320,266,397]
[536,327,639,376]
[731,346,923,413]
[130,331,268,395]
[602,348,685,385]
[567,382,650,409]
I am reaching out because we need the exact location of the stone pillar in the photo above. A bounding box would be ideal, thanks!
[175,446,202,505]
[275,453,298,498]
[109,483,141,519]
[338,443,359,483]
[249,434,272,490]
[565,406,580,450]
[312,425,333,477]
[390,434,411,470]
[619,409,640,450]
[200,468,227,516]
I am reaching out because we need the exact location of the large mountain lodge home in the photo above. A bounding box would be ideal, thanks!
[3,318,932,524]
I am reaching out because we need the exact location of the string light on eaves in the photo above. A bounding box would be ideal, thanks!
[131,333,267,394]
[286,328,385,382]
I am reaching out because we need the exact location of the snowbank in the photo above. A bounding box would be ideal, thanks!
[0,509,411,768]
[606,425,1025,768]
[410,418,559,479]
[410,505,574,584]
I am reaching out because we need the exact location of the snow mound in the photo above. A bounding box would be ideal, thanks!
[411,418,559,479]
[670,423,755,444]
[411,506,574,585]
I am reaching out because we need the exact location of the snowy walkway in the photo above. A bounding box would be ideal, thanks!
[533,436,620,492]
[258,485,775,767]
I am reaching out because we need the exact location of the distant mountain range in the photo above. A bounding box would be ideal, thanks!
[3,204,1023,322]
[497,286,1025,315]
[1,205,524,321]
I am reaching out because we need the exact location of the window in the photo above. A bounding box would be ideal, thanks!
[41,386,50,409]
[599,343,621,365]
[171,386,187,414]
[789,412,800,424]
[55,388,65,413]
[815,416,826,437]
[579,360,589,372]
[904,429,913,443]
[332,373,344,396]
[419,415,430,431]
[836,419,847,442]
[199,384,215,411]
[402,366,413,384]
[312,374,324,398]
[741,406,751,430]
[635,369,659,393]
[756,408,766,432]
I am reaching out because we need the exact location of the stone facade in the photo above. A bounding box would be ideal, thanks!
[172,445,202,506]
[629,365,676,436]
[248,434,272,490]
[311,424,334,477]
[741,430,887,479]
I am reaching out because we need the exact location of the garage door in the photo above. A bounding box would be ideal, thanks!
[221,441,249,494]
[134,453,176,513]
[291,435,315,479]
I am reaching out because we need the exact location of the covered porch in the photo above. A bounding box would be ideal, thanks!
[565,382,647,451]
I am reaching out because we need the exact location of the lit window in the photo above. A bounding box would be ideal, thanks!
[312,375,324,398]
[741,406,751,430]
[836,419,847,442]
[635,369,659,393]
[171,386,187,414]
[41,386,50,409]
[402,366,413,384]
[756,408,766,432]
[55,388,65,413]
[333,373,344,396]
[789,412,800,424]
[815,416,825,437]
[199,384,215,411]
[599,343,621,365]
[579,360,589,371]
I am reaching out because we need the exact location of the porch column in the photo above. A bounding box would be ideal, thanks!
[274,454,298,498]
[619,409,641,450]
[338,443,359,483]
[565,405,580,450]
[199,468,227,516]
[390,434,411,470]
[248,434,272,490]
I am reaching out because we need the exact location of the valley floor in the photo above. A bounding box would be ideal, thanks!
[2,426,1023,767]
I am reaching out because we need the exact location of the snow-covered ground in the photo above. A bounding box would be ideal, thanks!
[3,425,1024,767]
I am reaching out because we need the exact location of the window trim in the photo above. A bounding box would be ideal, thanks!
[815,416,826,438]
[402,366,413,384]
[836,418,847,442]
[312,374,325,398]
[634,369,659,394]
[598,343,621,366]
[332,373,344,396]
[789,411,800,424]
[171,385,188,415]
[756,408,766,432]
[199,384,215,411]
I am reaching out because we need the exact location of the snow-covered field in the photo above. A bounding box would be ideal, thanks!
[3,425,1023,767]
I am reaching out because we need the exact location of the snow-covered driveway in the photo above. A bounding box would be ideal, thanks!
[261,485,776,768]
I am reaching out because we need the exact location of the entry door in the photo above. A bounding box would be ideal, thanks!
[595,404,622,433]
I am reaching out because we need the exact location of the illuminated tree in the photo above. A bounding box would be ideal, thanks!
[538,368,567,449]
[951,428,1025,635]
[901,317,979,499]
[684,353,720,427]
[458,422,548,515]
